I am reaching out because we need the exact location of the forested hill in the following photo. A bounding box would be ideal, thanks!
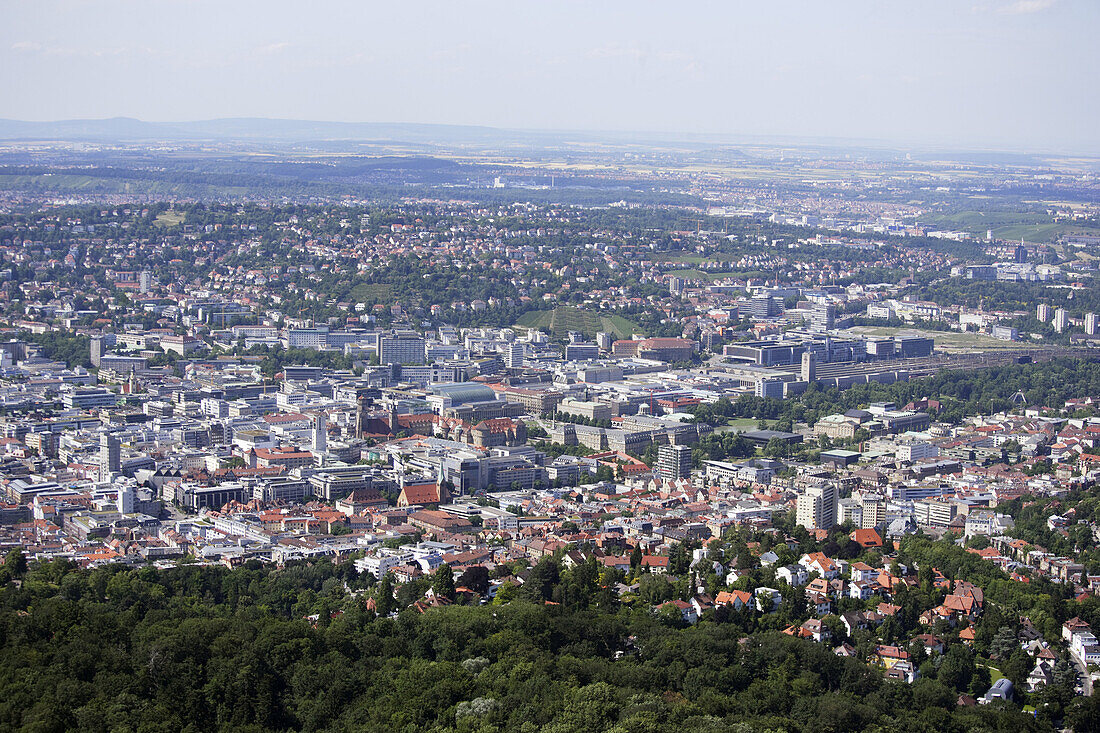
[0,554,1084,733]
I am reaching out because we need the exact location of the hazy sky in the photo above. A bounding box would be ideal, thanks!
[3,0,1098,151]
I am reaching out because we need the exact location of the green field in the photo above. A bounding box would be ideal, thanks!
[154,210,186,228]
[515,307,642,339]
[349,283,394,304]
[665,269,743,282]
[844,326,1032,353]
[921,210,1100,244]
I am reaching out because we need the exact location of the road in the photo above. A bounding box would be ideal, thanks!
[1070,651,1093,697]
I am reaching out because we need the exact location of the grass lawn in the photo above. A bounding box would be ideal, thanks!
[977,659,1006,685]
[154,210,186,228]
[713,418,769,434]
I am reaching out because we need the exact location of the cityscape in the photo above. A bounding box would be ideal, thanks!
[1,1,1099,731]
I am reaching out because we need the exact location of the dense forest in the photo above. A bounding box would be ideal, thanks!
[1,550,1098,733]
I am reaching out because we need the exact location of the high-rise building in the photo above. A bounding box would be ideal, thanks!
[356,394,370,439]
[860,493,885,530]
[139,270,153,294]
[796,483,838,530]
[1053,308,1068,334]
[1086,313,1098,336]
[504,341,525,368]
[808,303,835,332]
[117,485,134,513]
[837,498,863,527]
[1037,303,1052,323]
[801,351,817,383]
[311,414,327,453]
[669,277,685,296]
[100,433,121,480]
[657,444,692,482]
[90,336,104,367]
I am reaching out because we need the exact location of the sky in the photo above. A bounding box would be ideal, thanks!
[2,0,1098,152]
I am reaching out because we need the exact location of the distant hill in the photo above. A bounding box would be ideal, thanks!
[0,117,781,156]
[0,116,513,145]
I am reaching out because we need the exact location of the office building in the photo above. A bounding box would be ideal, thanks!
[100,433,121,480]
[503,341,525,368]
[837,498,863,527]
[796,483,838,530]
[860,494,885,530]
[379,335,426,365]
[657,444,692,482]
[808,303,835,332]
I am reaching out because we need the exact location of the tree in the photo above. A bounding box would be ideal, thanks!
[457,565,490,595]
[988,626,1018,661]
[630,544,642,571]
[375,573,395,616]
[1052,656,1078,690]
[3,548,27,577]
[432,563,455,602]
[637,574,674,605]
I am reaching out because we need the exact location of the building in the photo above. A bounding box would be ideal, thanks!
[160,335,204,356]
[503,341,525,368]
[913,499,956,528]
[564,342,599,360]
[982,678,1014,704]
[25,431,59,458]
[613,337,695,362]
[657,444,692,482]
[491,385,563,414]
[558,399,611,422]
[139,270,153,294]
[252,447,314,470]
[286,328,329,349]
[63,388,119,410]
[808,303,835,332]
[90,336,104,367]
[380,336,426,365]
[796,483,837,530]
[311,414,327,453]
[1086,313,1097,336]
[837,499,863,526]
[1037,303,1052,323]
[860,493,885,530]
[896,441,939,462]
[100,433,121,479]
[1053,308,1068,334]
[894,336,934,358]
[740,294,783,319]
[801,351,816,382]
